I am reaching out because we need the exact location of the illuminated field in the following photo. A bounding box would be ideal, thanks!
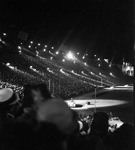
[65,99,128,110]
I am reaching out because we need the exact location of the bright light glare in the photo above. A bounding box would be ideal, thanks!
[56,51,59,54]
[82,56,85,59]
[18,46,21,50]
[104,59,109,63]
[84,62,87,66]
[6,63,10,66]
[110,72,112,75]
[66,51,75,60]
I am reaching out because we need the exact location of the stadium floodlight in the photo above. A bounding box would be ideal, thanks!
[56,51,59,54]
[82,56,85,59]
[84,62,87,66]
[6,63,10,66]
[110,72,115,77]
[3,33,6,36]
[110,72,112,75]
[18,46,21,50]
[104,59,109,63]
[109,64,111,67]
[71,70,74,73]
[60,69,63,72]
[66,51,75,60]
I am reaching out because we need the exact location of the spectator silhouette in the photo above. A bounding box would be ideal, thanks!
[90,112,109,139]
[111,123,134,150]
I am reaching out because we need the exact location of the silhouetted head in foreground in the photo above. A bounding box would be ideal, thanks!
[111,123,134,150]
[90,112,109,138]
[37,98,78,135]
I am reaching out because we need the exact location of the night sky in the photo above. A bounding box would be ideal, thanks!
[0,0,134,64]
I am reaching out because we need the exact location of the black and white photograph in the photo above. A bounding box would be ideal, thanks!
[0,0,134,150]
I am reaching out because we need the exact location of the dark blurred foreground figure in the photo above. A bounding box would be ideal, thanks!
[0,88,20,122]
[90,112,109,139]
[68,112,109,150]
[37,98,95,150]
[0,98,73,150]
[110,123,134,150]
[18,83,51,121]
[0,120,66,150]
[37,98,78,135]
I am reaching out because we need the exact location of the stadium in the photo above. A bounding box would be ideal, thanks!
[0,0,134,150]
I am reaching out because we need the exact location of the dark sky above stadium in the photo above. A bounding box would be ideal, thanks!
[0,0,134,64]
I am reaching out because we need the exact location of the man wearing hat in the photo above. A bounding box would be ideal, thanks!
[0,88,20,122]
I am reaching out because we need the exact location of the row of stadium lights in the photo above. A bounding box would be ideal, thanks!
[18,45,111,68]
[0,32,115,78]
[18,39,113,68]
[0,33,116,68]
[1,32,111,68]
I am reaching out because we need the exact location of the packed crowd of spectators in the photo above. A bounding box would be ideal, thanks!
[0,83,133,150]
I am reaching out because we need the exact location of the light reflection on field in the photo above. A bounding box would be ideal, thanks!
[65,99,128,110]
